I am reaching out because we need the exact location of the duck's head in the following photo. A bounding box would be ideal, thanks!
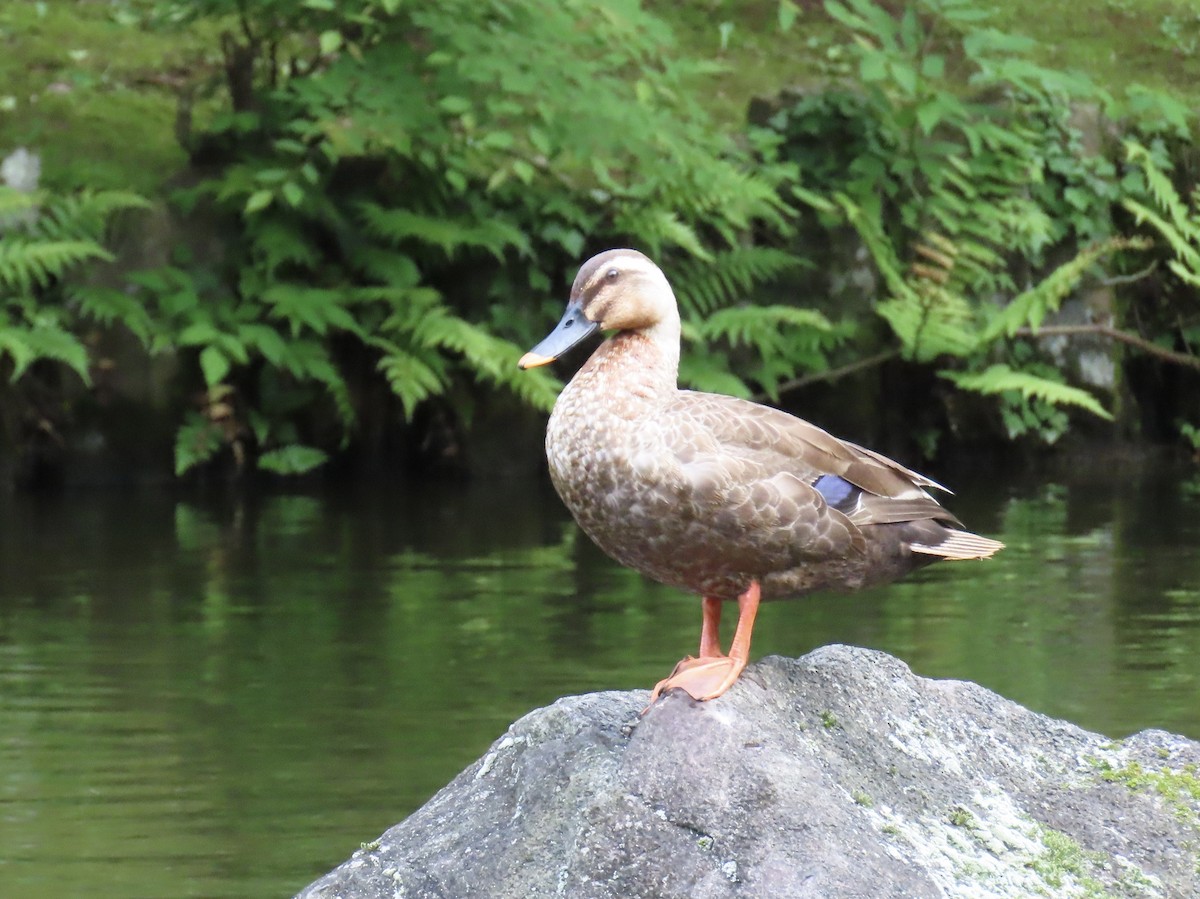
[518,249,678,369]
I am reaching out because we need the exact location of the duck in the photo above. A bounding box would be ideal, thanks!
[518,249,1003,705]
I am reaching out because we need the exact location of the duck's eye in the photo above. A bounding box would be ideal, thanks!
[605,268,620,282]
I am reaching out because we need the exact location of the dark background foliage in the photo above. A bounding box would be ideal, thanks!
[1,0,1199,487]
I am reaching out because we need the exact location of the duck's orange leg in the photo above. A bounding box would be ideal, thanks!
[648,580,761,705]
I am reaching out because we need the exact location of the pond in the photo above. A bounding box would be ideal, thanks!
[1,462,1199,897]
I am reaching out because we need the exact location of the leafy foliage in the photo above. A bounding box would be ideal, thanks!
[1123,141,1200,289]
[121,0,800,475]
[943,364,1113,423]
[6,0,1200,481]
[1120,140,1200,448]
[0,186,147,383]
[769,0,1199,444]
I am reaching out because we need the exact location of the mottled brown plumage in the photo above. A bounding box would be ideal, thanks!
[519,249,1003,702]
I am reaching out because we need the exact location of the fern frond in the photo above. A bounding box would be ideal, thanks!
[941,363,1112,420]
[250,219,322,274]
[1124,141,1194,236]
[672,161,793,236]
[835,193,910,298]
[0,320,92,382]
[671,247,804,317]
[1124,199,1200,272]
[34,190,150,241]
[372,339,448,418]
[678,350,753,398]
[276,337,356,426]
[697,304,833,347]
[261,284,365,337]
[841,195,979,360]
[614,206,711,260]
[73,285,158,345]
[983,237,1147,341]
[877,285,979,360]
[9,321,90,381]
[174,412,224,476]
[0,239,111,293]
[358,203,529,259]
[411,311,560,411]
[1165,258,1200,289]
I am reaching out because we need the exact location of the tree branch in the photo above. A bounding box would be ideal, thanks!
[771,349,900,399]
[1098,260,1158,287]
[1016,323,1200,371]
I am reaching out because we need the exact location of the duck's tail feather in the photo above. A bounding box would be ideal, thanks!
[910,529,1005,560]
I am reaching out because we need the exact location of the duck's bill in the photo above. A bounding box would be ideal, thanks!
[517,302,599,369]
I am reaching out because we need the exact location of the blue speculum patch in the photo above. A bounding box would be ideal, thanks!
[813,474,857,511]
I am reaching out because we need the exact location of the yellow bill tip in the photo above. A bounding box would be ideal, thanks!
[518,351,555,370]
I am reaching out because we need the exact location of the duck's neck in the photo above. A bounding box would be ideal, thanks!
[573,317,680,406]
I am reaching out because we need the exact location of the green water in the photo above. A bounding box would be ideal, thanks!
[1,467,1199,897]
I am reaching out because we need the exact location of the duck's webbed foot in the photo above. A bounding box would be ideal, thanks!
[644,582,761,711]
[649,654,748,703]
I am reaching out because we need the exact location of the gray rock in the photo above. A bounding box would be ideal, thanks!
[296,646,1200,899]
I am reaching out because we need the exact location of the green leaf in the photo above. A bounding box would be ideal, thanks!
[178,322,221,346]
[982,237,1145,342]
[921,54,945,80]
[238,323,290,367]
[358,203,529,258]
[199,345,231,387]
[258,445,329,475]
[281,182,305,207]
[511,159,535,184]
[245,190,273,214]
[859,52,887,83]
[376,345,447,418]
[319,30,342,55]
[778,0,799,32]
[890,61,919,96]
[439,95,471,115]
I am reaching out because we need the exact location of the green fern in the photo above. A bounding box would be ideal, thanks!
[261,284,366,337]
[614,207,712,261]
[678,344,755,398]
[372,339,450,418]
[836,194,979,360]
[0,186,146,385]
[941,364,1113,420]
[358,203,530,259]
[174,412,226,476]
[0,239,112,294]
[1123,141,1200,287]
[983,236,1149,340]
[73,285,158,345]
[0,319,90,382]
[409,310,560,412]
[104,0,819,476]
[671,246,805,317]
[28,189,149,242]
[697,304,833,347]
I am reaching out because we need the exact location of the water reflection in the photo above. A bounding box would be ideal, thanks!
[0,468,1197,898]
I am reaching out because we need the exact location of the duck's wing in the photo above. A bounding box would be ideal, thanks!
[666,390,960,530]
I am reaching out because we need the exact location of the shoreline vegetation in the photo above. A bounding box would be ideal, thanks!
[2,0,1199,488]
